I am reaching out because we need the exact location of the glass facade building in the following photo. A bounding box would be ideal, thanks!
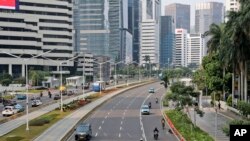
[160,16,175,68]
[73,0,109,56]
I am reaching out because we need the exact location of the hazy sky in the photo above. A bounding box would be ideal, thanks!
[161,0,226,25]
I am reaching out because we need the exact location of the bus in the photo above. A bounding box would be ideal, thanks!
[92,81,106,92]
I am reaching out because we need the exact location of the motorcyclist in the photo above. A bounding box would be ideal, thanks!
[153,127,159,140]
[161,118,165,129]
[155,98,158,103]
[148,102,151,108]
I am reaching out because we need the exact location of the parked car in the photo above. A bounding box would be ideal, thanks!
[3,100,17,106]
[67,91,74,96]
[83,83,90,90]
[141,105,150,115]
[62,90,67,96]
[16,94,27,100]
[14,104,25,112]
[54,94,61,100]
[2,106,18,116]
[31,100,42,107]
[75,123,92,141]
[148,88,155,93]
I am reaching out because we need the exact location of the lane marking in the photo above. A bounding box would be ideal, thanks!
[95,133,98,137]
[98,126,102,130]
[102,120,104,124]
[121,121,123,125]
[105,116,108,119]
[120,126,123,130]
[118,133,121,138]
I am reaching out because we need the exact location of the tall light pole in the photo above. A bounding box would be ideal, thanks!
[112,61,124,88]
[97,60,111,94]
[42,55,79,112]
[0,48,56,131]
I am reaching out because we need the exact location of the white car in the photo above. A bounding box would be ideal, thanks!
[2,106,18,116]
[141,105,150,115]
[31,100,42,107]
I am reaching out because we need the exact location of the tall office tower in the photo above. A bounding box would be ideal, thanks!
[195,2,224,34]
[226,0,240,12]
[128,0,141,63]
[165,3,190,33]
[140,0,161,67]
[160,16,175,68]
[174,29,187,67]
[186,34,205,68]
[0,0,73,77]
[73,0,109,56]
[109,0,132,63]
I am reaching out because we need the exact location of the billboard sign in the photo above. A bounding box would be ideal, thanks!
[0,0,19,10]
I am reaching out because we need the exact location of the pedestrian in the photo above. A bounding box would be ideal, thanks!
[40,91,43,97]
[48,90,52,98]
[218,101,221,110]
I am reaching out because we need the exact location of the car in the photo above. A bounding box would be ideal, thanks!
[75,123,92,141]
[31,100,42,107]
[83,83,90,90]
[2,106,18,116]
[54,94,61,100]
[14,104,25,112]
[3,100,17,106]
[148,88,155,93]
[31,96,41,101]
[141,105,150,115]
[16,94,27,100]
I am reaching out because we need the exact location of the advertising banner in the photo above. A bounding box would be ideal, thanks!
[0,0,18,10]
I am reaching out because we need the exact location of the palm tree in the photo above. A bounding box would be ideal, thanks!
[224,0,250,102]
[143,55,151,76]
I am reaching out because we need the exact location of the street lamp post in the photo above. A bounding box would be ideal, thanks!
[113,61,124,88]
[97,60,111,94]
[42,55,79,112]
[0,49,56,131]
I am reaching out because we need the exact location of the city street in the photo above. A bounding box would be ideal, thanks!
[66,82,177,141]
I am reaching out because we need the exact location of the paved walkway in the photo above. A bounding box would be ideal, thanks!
[0,80,143,136]
[33,82,150,141]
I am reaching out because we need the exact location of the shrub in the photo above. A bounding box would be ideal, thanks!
[226,95,232,106]
[237,101,250,117]
[30,114,58,126]
[1,79,12,86]
[6,136,25,141]
[222,120,250,136]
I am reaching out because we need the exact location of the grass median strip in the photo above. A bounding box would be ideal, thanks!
[166,110,214,141]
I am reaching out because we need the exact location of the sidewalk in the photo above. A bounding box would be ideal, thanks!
[33,82,150,141]
[0,80,144,136]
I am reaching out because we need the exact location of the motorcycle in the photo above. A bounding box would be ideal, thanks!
[148,102,151,109]
[155,98,158,104]
[154,132,158,140]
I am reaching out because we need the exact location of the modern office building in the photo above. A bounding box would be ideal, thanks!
[73,0,109,56]
[0,0,73,78]
[165,3,190,33]
[75,53,94,77]
[174,29,187,67]
[225,0,240,12]
[195,2,224,34]
[128,0,141,63]
[109,0,132,62]
[160,16,175,68]
[186,34,205,68]
[140,0,161,67]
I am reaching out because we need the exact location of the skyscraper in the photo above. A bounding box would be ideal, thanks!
[195,2,224,34]
[187,34,205,68]
[225,0,240,12]
[165,3,190,33]
[160,16,175,68]
[174,29,187,67]
[140,0,161,67]
[0,0,73,77]
[109,0,132,62]
[128,0,141,63]
[73,0,109,56]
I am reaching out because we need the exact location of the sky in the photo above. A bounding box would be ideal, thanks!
[161,0,226,25]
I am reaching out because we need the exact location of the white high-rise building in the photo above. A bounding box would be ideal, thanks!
[187,34,205,67]
[140,0,160,67]
[174,29,187,67]
[226,0,240,12]
[0,0,73,77]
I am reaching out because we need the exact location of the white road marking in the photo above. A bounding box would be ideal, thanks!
[95,133,98,137]
[118,133,121,138]
[98,126,102,130]
[105,116,108,119]
[102,120,104,124]
[120,126,122,130]
[121,121,123,125]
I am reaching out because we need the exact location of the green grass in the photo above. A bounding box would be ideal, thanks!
[17,89,43,93]
[0,110,70,141]
[166,110,214,141]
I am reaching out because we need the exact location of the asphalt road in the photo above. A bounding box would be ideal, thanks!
[67,82,178,141]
